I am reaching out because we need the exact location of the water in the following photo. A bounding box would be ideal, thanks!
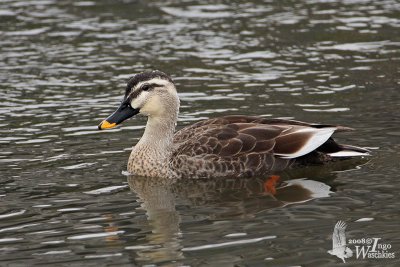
[1,0,399,266]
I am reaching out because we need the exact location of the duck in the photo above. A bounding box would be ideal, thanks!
[98,70,369,179]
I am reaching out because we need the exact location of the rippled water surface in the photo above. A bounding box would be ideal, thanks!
[1,0,399,266]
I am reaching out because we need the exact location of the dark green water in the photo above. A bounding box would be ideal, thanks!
[0,0,399,266]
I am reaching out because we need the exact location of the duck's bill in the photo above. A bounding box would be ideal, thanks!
[98,102,140,130]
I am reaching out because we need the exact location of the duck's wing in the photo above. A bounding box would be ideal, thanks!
[174,115,342,158]
[172,116,346,175]
[173,116,280,158]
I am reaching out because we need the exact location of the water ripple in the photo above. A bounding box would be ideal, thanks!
[182,235,277,251]
[0,0,399,265]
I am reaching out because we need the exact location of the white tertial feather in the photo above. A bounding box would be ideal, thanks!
[276,127,336,159]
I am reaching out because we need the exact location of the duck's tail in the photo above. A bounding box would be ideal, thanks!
[328,144,370,157]
[316,138,370,158]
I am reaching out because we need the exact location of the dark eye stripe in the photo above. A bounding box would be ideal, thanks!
[127,88,142,100]
[141,83,162,91]
[126,83,163,101]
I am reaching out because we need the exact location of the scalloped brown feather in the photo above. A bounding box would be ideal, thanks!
[169,115,357,178]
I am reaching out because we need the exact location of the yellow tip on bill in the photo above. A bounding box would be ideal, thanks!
[99,120,117,130]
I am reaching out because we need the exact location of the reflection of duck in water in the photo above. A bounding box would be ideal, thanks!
[127,175,184,263]
[129,175,333,212]
[127,173,334,264]
[98,70,369,179]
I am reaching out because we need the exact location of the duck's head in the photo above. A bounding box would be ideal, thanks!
[98,70,179,130]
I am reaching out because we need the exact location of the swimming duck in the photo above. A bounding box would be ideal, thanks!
[98,70,369,179]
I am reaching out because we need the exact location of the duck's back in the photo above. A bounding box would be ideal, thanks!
[170,115,364,179]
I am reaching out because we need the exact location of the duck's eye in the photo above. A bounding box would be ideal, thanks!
[142,84,151,91]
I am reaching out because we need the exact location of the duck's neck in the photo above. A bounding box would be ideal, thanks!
[140,114,177,152]
[128,112,177,176]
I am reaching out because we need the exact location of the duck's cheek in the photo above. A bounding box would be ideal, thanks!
[140,96,164,117]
